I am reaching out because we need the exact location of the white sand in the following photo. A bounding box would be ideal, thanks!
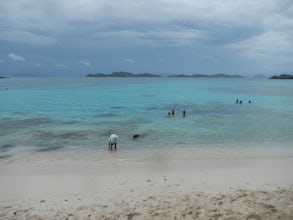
[1,151,293,219]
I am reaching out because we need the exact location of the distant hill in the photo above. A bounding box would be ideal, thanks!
[269,74,293,79]
[86,72,161,77]
[86,72,247,78]
[0,76,7,78]
[168,73,244,78]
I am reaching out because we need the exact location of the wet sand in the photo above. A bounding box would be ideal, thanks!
[0,154,293,219]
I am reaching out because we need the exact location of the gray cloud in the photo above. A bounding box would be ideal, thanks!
[56,64,68,68]
[0,30,57,46]
[0,0,292,75]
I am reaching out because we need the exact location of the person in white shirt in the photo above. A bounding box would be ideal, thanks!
[108,134,118,150]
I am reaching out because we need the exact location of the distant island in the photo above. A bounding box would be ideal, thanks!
[86,72,161,77]
[0,76,7,79]
[168,73,244,78]
[269,74,293,79]
[86,72,245,78]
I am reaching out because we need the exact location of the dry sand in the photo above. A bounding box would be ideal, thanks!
[0,153,293,219]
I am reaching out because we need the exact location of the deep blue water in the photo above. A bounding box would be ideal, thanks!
[1,77,293,159]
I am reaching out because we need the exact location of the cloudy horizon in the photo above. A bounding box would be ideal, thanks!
[0,0,292,77]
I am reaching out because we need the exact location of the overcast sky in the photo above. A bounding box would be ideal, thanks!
[0,0,292,77]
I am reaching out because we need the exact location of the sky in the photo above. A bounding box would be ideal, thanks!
[0,0,293,77]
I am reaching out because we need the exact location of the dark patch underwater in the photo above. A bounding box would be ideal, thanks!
[0,144,15,153]
[0,117,53,135]
[110,106,125,109]
[0,154,12,160]
[96,113,120,118]
[35,145,64,152]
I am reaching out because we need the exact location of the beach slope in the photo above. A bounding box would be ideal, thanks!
[0,156,293,219]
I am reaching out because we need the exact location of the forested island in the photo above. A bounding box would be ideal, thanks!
[86,72,161,77]
[168,73,244,78]
[86,72,245,78]
[269,74,293,79]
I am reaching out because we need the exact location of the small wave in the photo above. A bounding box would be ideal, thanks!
[35,145,64,152]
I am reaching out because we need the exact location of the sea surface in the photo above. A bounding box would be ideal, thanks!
[1,77,293,161]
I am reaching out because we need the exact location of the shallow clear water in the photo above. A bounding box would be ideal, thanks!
[1,77,293,160]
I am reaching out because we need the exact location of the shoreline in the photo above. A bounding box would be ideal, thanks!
[3,141,293,162]
[1,150,293,219]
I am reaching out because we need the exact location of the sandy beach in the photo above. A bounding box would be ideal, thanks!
[0,149,293,220]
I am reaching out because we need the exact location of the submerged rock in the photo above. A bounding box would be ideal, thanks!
[132,134,141,139]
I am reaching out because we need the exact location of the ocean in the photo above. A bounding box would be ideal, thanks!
[1,77,293,162]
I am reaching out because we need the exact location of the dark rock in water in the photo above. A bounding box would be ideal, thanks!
[133,134,141,139]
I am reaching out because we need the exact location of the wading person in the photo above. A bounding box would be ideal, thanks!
[108,134,118,150]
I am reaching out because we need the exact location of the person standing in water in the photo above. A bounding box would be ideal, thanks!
[108,134,118,150]
[182,110,186,117]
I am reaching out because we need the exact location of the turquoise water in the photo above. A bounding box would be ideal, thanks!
[1,77,293,159]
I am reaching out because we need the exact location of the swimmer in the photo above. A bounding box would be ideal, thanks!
[182,110,186,117]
